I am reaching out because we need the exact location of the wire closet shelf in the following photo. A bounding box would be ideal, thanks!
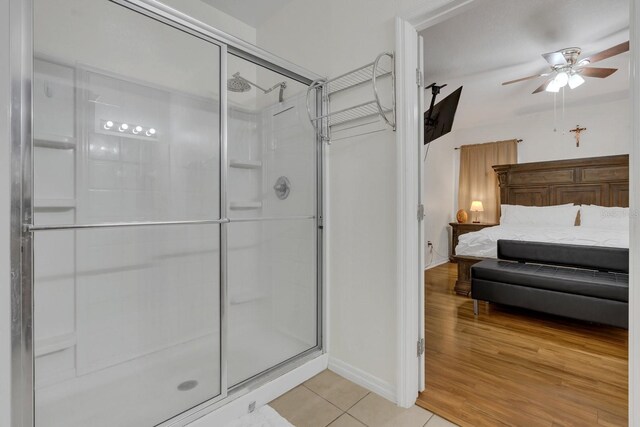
[306,51,396,143]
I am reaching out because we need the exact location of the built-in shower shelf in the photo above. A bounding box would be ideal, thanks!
[34,134,76,150]
[230,201,262,210]
[229,159,262,169]
[34,198,77,209]
[35,332,76,357]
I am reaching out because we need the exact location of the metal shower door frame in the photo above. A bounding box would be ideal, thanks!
[9,0,326,426]
[10,0,34,425]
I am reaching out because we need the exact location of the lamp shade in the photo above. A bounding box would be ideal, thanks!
[568,73,585,89]
[545,79,561,93]
[554,71,569,88]
[470,201,484,212]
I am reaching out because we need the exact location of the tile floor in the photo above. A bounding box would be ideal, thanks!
[269,370,458,427]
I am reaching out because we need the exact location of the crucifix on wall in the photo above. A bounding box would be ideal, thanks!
[569,125,587,147]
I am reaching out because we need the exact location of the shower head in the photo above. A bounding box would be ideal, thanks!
[227,73,251,93]
[277,82,286,103]
[227,72,287,102]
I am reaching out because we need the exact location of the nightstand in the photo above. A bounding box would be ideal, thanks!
[449,222,498,262]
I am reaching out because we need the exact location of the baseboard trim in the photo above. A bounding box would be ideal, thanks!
[189,353,329,426]
[425,258,449,270]
[328,357,396,403]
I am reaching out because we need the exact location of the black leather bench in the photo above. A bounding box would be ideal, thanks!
[471,240,629,328]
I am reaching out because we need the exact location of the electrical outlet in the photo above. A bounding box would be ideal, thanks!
[427,241,433,247]
[248,401,256,413]
[427,241,433,253]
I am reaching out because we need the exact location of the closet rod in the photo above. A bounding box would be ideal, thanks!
[453,139,523,150]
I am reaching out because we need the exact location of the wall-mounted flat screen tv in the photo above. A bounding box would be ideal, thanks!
[424,86,462,144]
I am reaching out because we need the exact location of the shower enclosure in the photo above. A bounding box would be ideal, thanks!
[12,0,323,425]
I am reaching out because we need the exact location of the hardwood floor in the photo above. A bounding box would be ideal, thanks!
[416,262,628,427]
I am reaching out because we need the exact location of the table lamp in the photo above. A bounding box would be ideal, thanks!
[470,200,484,223]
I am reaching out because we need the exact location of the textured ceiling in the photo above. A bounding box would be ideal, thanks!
[420,0,630,130]
[200,0,294,27]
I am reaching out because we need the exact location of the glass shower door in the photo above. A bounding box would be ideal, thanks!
[226,55,319,386]
[32,1,223,426]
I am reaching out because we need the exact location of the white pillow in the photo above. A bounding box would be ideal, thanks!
[500,203,579,226]
[579,205,629,229]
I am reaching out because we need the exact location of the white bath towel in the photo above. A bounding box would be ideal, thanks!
[223,405,294,427]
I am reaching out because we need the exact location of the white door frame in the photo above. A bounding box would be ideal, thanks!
[395,1,640,422]
[394,0,479,409]
[629,1,639,424]
[394,16,422,408]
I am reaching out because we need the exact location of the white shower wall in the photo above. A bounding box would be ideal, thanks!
[33,55,225,426]
[227,104,268,386]
[32,1,228,407]
[33,58,77,387]
[32,58,319,427]
[227,88,318,386]
[228,107,263,312]
[261,95,317,346]
[33,58,223,375]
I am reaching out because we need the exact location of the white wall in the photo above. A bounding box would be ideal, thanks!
[424,96,631,266]
[423,133,456,268]
[0,0,10,424]
[155,0,257,45]
[456,97,631,164]
[257,0,424,398]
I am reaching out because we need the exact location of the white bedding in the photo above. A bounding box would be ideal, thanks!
[455,225,629,258]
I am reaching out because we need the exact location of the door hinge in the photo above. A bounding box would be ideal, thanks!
[417,338,425,357]
[416,69,423,87]
[417,204,425,222]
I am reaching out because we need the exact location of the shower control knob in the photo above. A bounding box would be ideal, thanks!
[274,176,291,200]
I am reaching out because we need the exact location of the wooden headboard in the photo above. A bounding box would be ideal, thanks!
[492,154,629,208]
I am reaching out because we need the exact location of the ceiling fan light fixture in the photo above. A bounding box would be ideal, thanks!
[553,71,569,88]
[546,79,561,93]
[503,41,629,94]
[568,73,585,89]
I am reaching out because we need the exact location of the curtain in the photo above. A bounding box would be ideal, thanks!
[458,139,518,223]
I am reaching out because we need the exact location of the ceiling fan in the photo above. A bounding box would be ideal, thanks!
[502,41,629,94]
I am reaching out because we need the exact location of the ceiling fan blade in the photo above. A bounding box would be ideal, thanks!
[502,73,550,86]
[532,78,553,94]
[542,51,567,66]
[579,67,618,78]
[581,41,629,65]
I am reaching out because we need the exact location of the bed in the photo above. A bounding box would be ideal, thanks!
[451,154,629,295]
[456,224,629,258]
